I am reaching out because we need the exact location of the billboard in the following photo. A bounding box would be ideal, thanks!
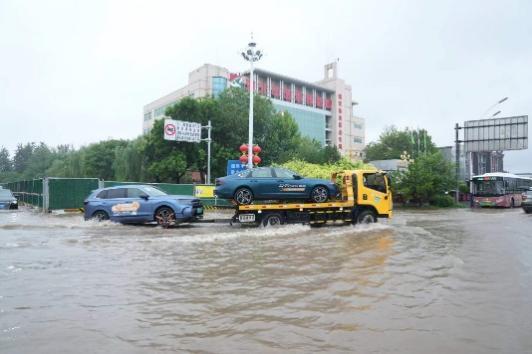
[464,115,528,152]
[163,119,202,142]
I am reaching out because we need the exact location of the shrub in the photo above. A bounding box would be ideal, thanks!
[430,194,455,207]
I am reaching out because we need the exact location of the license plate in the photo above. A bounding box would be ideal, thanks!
[238,214,255,223]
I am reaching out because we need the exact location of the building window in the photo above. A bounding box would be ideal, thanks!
[212,76,228,98]
[144,111,152,121]
[353,123,364,130]
[353,136,363,144]
[154,106,166,117]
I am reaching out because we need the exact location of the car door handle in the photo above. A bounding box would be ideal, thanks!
[363,194,368,200]
[277,179,284,182]
[384,196,388,200]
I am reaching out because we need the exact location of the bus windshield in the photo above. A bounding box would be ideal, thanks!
[474,180,505,196]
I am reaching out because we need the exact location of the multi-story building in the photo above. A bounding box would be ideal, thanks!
[143,62,365,159]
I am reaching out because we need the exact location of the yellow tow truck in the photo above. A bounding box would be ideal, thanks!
[232,170,393,227]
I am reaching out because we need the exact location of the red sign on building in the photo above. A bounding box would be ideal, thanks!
[306,93,313,106]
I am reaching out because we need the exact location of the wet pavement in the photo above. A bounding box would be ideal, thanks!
[1,207,531,353]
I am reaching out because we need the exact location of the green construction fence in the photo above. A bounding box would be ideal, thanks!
[47,178,99,210]
[7,179,44,209]
[4,178,231,211]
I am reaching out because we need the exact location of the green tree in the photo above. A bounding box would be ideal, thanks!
[144,119,190,183]
[261,111,301,164]
[365,126,436,161]
[0,147,12,173]
[395,152,455,206]
[23,143,55,179]
[13,143,35,173]
[82,140,128,180]
[114,137,146,181]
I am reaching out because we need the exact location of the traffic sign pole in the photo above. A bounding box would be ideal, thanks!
[201,121,212,184]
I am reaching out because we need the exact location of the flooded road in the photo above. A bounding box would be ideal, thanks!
[1,208,531,353]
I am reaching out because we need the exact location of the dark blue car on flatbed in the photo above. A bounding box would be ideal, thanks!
[84,185,203,226]
[214,167,338,205]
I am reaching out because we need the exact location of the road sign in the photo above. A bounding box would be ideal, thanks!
[463,115,528,152]
[175,120,202,142]
[164,120,176,141]
[227,160,245,175]
[163,119,202,142]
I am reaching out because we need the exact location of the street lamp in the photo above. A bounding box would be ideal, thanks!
[479,97,509,119]
[241,35,263,169]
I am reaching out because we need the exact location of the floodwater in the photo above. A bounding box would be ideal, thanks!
[1,208,531,354]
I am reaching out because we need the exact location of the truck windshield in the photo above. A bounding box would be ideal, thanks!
[474,180,505,196]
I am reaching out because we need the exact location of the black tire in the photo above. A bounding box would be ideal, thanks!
[234,187,253,205]
[155,206,175,228]
[310,185,329,203]
[92,210,109,221]
[262,213,284,227]
[356,210,377,224]
[525,209,532,214]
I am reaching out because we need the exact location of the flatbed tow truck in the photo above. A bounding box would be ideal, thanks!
[227,170,393,227]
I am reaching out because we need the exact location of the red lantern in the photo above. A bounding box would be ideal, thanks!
[253,155,261,165]
[239,144,248,153]
[239,155,248,164]
[252,145,262,154]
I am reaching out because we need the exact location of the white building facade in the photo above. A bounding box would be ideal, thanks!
[143,62,366,159]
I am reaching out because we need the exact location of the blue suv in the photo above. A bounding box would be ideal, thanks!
[84,185,203,226]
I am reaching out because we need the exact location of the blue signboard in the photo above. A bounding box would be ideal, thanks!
[227,160,246,175]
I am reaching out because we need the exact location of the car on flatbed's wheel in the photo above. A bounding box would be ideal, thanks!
[214,167,338,205]
[84,185,203,227]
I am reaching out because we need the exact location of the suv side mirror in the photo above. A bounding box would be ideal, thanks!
[140,195,149,200]
[293,175,302,180]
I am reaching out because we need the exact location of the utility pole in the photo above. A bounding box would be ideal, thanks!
[455,123,462,203]
[201,120,212,184]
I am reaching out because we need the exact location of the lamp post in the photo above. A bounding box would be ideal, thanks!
[241,35,263,169]
[479,97,509,119]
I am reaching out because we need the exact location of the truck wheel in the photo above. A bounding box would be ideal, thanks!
[357,210,377,224]
[311,186,329,203]
[234,187,253,205]
[262,213,284,227]
[92,210,109,221]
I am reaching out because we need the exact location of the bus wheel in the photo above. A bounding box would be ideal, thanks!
[262,213,284,227]
[357,210,377,224]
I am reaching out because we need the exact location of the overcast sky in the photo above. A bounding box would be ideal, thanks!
[1,0,530,172]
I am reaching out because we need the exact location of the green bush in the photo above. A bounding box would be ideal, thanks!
[430,194,455,207]
[280,158,374,179]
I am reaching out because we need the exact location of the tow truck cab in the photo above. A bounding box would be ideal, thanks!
[233,169,393,227]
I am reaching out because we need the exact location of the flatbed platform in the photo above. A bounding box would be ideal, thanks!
[238,200,353,211]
